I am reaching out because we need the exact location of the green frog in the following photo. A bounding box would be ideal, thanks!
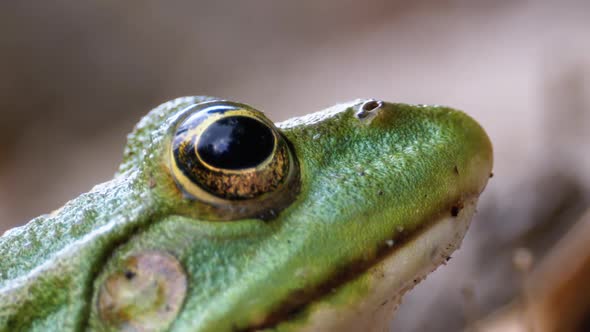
[0,96,493,332]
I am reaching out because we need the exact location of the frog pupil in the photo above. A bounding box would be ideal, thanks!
[197,116,274,170]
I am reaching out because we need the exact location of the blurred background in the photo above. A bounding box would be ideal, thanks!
[1,1,589,331]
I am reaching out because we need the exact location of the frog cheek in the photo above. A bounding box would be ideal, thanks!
[169,101,295,205]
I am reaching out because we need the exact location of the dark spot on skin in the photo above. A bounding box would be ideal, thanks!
[451,202,464,217]
[454,165,459,175]
[124,270,136,280]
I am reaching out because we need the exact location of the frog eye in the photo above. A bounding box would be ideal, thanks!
[170,101,294,203]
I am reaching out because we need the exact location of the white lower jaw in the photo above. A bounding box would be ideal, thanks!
[268,197,478,332]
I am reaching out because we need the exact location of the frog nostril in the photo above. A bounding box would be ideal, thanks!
[356,99,383,119]
[362,100,383,112]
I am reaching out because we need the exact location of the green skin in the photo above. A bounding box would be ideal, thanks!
[0,97,493,331]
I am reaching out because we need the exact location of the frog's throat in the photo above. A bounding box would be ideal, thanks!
[249,196,478,332]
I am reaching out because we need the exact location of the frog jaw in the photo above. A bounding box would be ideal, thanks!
[269,196,478,332]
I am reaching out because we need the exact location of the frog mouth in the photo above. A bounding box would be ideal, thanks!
[242,197,477,332]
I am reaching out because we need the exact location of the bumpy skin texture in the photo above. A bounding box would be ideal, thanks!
[0,97,493,331]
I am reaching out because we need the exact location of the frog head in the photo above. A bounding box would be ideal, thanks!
[93,97,492,331]
[0,96,492,332]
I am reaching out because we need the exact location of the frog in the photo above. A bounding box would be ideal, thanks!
[0,96,493,332]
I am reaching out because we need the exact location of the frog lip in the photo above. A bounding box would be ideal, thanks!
[240,195,478,332]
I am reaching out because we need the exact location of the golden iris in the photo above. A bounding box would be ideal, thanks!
[170,101,294,204]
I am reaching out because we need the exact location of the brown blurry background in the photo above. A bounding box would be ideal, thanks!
[1,1,589,331]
